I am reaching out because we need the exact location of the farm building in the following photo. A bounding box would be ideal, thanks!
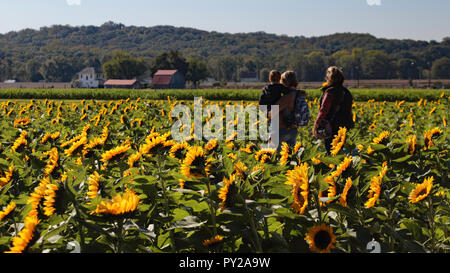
[104,79,139,89]
[240,71,259,82]
[76,67,105,88]
[152,70,186,89]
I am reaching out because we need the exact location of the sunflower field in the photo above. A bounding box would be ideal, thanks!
[0,91,448,253]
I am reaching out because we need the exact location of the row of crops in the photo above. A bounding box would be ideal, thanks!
[0,88,447,102]
[0,91,448,253]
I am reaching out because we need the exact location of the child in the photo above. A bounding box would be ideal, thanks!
[259,70,290,112]
[270,71,308,150]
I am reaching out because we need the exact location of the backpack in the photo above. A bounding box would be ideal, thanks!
[316,86,354,139]
[333,87,354,130]
[293,91,310,127]
[282,90,310,128]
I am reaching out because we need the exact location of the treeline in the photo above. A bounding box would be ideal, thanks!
[0,22,449,83]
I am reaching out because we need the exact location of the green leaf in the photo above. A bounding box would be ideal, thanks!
[132,175,157,184]
[319,155,344,166]
[327,203,360,222]
[169,216,208,230]
[182,200,209,213]
[393,155,413,163]
[401,219,422,241]
[172,208,190,222]
[317,174,330,193]
[274,207,301,220]
[371,144,387,151]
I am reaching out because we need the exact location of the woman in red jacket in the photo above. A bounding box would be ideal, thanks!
[314,66,354,154]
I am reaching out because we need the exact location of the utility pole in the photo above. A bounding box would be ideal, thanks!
[427,62,432,88]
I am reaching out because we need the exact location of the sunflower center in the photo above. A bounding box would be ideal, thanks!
[174,149,184,158]
[417,188,428,197]
[192,156,205,167]
[314,230,331,250]
[296,188,305,205]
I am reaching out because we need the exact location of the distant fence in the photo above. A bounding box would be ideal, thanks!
[0,82,72,89]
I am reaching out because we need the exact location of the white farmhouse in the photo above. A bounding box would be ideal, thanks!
[77,67,104,88]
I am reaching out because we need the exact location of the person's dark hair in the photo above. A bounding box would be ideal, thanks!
[269,70,281,83]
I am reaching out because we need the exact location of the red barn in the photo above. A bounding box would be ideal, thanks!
[152,70,186,89]
[104,79,139,89]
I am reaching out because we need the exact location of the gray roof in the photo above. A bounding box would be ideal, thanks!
[78,67,103,75]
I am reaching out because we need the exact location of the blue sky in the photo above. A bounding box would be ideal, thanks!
[0,0,449,41]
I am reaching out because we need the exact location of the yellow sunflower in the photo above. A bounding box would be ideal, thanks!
[331,156,352,179]
[140,135,168,156]
[64,135,88,157]
[202,235,224,247]
[409,177,433,203]
[279,142,290,165]
[87,171,101,200]
[233,161,248,180]
[406,135,417,155]
[5,213,40,253]
[339,177,353,207]
[13,117,31,127]
[330,127,346,156]
[0,165,14,189]
[12,130,28,152]
[100,142,131,162]
[204,139,218,154]
[28,176,51,211]
[285,163,309,214]
[304,224,337,253]
[292,142,302,155]
[255,148,275,163]
[218,174,237,212]
[127,152,142,169]
[319,175,337,205]
[0,201,16,221]
[372,131,390,144]
[91,189,140,215]
[424,127,443,150]
[43,183,59,216]
[357,144,365,152]
[169,142,190,160]
[364,175,382,208]
[240,142,256,154]
[180,146,209,179]
[179,179,186,189]
[43,148,59,176]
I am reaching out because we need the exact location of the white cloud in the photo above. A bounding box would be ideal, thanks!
[67,0,81,6]
[367,0,381,6]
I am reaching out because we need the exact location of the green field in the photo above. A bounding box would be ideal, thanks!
[0,88,448,102]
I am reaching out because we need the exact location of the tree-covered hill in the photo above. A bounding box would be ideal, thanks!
[0,21,449,82]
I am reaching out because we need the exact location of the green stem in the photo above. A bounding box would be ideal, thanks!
[427,199,436,253]
[116,218,124,253]
[205,180,217,236]
[156,155,176,252]
[239,195,262,253]
[79,223,85,253]
[262,217,270,240]
[312,191,323,224]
